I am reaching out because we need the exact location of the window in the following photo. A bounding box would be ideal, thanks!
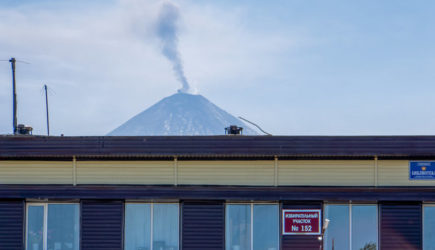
[324,204,377,250]
[324,205,349,250]
[125,203,179,250]
[26,203,79,250]
[226,204,279,250]
[424,205,435,250]
[352,205,378,250]
[253,205,279,250]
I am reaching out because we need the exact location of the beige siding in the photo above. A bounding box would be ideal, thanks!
[278,160,375,186]
[3,159,435,187]
[378,160,435,186]
[178,161,274,185]
[76,161,174,184]
[0,161,73,184]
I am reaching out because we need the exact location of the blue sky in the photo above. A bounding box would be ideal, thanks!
[1,0,435,135]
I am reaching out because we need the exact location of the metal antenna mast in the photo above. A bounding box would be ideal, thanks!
[44,84,50,136]
[9,58,17,134]
[1,57,30,135]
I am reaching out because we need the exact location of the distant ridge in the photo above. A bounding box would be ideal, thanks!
[108,93,257,136]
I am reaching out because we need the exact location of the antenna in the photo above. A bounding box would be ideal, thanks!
[2,57,31,135]
[44,84,50,136]
[10,58,17,134]
[238,116,272,136]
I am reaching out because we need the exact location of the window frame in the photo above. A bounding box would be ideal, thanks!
[225,202,280,250]
[25,202,80,250]
[323,203,378,250]
[124,202,180,250]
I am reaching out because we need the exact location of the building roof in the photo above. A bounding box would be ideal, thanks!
[2,135,435,160]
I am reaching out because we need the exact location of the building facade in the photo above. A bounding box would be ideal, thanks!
[1,135,435,250]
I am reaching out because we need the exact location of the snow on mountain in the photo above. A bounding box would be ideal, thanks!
[107,93,258,136]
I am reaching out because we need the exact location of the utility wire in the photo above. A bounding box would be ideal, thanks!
[0,59,30,64]
[238,116,272,136]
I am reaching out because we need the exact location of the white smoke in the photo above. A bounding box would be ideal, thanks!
[156,2,190,93]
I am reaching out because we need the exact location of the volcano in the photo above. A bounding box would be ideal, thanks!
[107,93,257,136]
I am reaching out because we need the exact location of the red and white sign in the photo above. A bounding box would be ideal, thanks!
[282,209,321,235]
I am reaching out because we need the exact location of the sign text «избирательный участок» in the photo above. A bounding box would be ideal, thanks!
[282,209,321,235]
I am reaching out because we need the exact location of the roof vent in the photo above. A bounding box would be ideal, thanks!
[225,125,243,135]
[17,124,33,135]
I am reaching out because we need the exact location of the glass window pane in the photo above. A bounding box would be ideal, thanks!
[125,204,151,250]
[47,204,79,250]
[153,204,179,250]
[27,205,44,250]
[352,205,378,250]
[424,206,435,250]
[226,204,251,250]
[324,205,349,250]
[253,205,278,250]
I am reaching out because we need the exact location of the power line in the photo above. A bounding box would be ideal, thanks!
[0,59,30,64]
[238,116,272,136]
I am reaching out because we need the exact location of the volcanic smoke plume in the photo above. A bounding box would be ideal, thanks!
[156,2,190,93]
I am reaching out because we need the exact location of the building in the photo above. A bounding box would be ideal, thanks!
[1,135,435,250]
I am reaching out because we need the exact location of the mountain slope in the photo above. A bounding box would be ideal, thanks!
[108,93,257,135]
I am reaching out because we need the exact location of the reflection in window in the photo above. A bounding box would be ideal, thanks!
[124,203,179,250]
[352,205,378,250]
[424,206,435,250]
[226,204,279,250]
[125,204,151,250]
[226,205,251,250]
[27,204,79,250]
[253,205,279,250]
[324,205,349,250]
[47,204,80,250]
[27,206,44,250]
[153,204,179,250]
[324,204,378,250]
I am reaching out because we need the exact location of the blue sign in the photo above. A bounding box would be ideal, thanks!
[410,161,435,180]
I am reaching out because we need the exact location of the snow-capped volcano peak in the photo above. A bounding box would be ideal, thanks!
[108,93,257,136]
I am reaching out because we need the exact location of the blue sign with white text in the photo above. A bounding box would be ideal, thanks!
[410,161,435,180]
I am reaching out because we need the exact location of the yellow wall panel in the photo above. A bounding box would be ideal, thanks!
[378,160,435,186]
[278,160,375,186]
[3,160,434,187]
[178,161,274,185]
[0,161,72,184]
[76,161,174,184]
